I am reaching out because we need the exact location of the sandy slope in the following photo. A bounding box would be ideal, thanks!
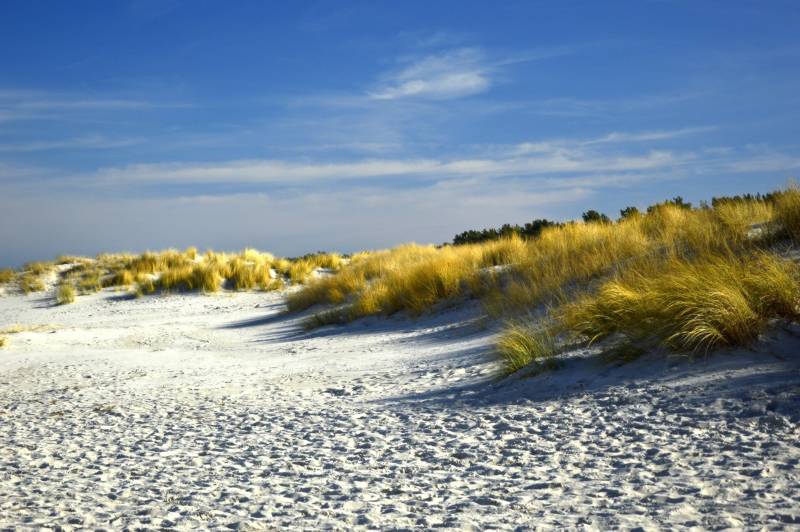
[0,287,798,530]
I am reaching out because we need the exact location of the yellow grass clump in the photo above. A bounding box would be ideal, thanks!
[56,282,76,305]
[228,256,272,291]
[0,269,14,284]
[76,268,103,293]
[20,274,46,293]
[772,186,800,241]
[288,260,315,284]
[155,264,223,293]
[560,252,800,353]
[23,261,54,275]
[286,244,441,312]
[496,321,559,374]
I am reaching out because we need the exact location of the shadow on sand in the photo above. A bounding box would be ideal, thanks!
[219,299,491,346]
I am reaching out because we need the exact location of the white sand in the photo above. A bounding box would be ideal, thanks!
[0,286,799,529]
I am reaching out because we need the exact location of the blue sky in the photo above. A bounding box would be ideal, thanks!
[1,1,799,267]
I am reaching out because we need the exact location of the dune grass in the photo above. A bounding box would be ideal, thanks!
[773,185,800,241]
[496,321,559,374]
[56,282,76,305]
[0,336,5,348]
[20,246,317,301]
[23,261,54,275]
[284,188,794,373]
[20,274,46,294]
[286,239,527,318]
[293,201,763,326]
[561,252,799,353]
[9,187,795,379]
[0,269,14,284]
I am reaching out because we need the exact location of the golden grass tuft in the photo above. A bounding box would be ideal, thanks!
[76,269,103,293]
[288,244,451,312]
[0,336,5,348]
[192,263,224,292]
[228,256,272,291]
[560,252,800,353]
[0,269,14,284]
[20,274,46,293]
[23,261,54,275]
[496,321,559,374]
[773,185,800,241]
[104,269,135,287]
[288,260,315,284]
[56,282,76,305]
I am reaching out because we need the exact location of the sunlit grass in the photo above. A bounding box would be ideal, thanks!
[7,247,302,300]
[772,185,800,241]
[561,251,799,353]
[293,199,779,328]
[496,320,559,374]
[23,261,54,275]
[20,274,46,294]
[9,185,795,381]
[0,269,14,284]
[56,282,76,305]
[281,188,797,374]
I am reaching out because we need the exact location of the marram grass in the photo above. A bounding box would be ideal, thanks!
[0,269,14,284]
[56,283,76,305]
[20,274,46,294]
[283,188,798,374]
[496,321,559,374]
[560,251,800,353]
[6,187,797,378]
[18,246,325,301]
[294,197,777,327]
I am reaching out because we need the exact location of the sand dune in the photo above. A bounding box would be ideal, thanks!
[0,288,798,529]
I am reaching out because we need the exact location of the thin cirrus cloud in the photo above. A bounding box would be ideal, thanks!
[0,89,189,123]
[368,48,491,100]
[367,45,582,101]
[511,127,716,155]
[0,135,143,153]
[84,147,683,187]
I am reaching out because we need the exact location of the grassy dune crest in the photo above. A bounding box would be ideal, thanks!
[7,247,336,302]
[289,187,798,372]
[561,252,799,352]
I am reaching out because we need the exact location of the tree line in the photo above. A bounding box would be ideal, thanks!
[451,192,778,245]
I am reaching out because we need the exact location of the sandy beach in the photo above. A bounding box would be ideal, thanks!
[0,285,798,529]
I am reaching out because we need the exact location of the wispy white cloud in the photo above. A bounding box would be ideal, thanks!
[582,126,717,145]
[0,135,143,153]
[8,127,795,194]
[0,88,188,123]
[366,43,587,101]
[86,149,684,187]
[511,127,715,155]
[369,48,491,100]
[725,154,800,173]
